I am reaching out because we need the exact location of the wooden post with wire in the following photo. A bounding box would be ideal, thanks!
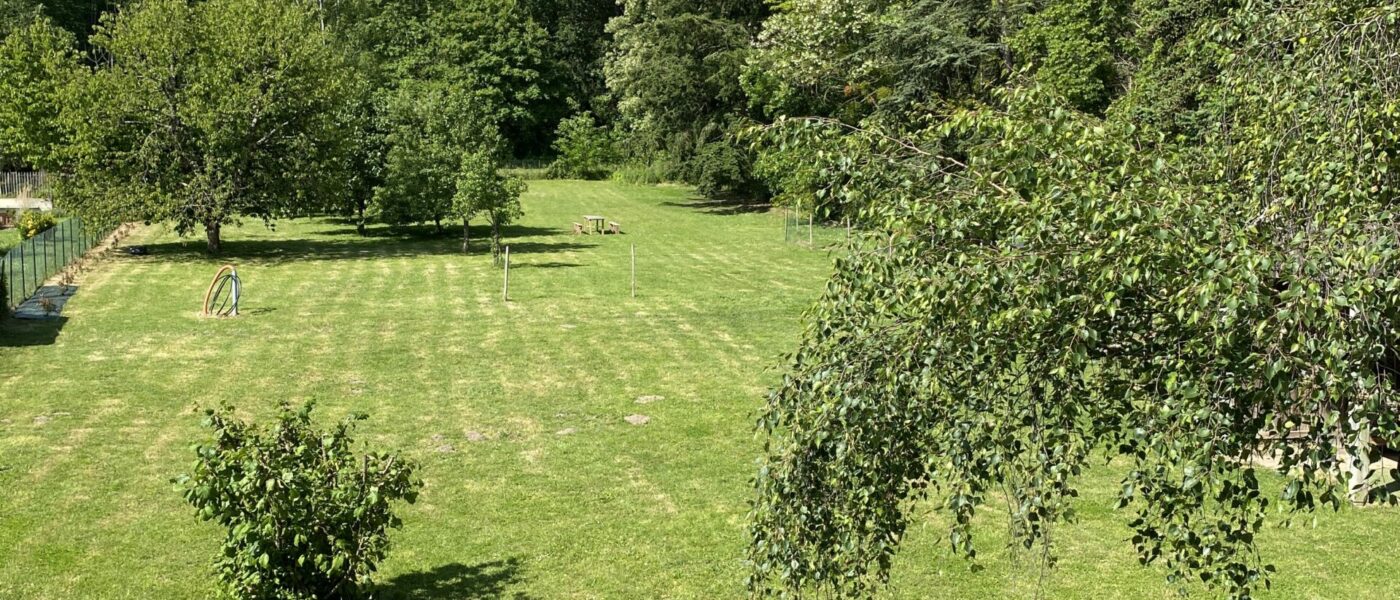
[631,244,636,298]
[502,245,510,301]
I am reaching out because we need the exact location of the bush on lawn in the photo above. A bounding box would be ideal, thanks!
[17,210,55,239]
[178,401,421,600]
[547,111,620,180]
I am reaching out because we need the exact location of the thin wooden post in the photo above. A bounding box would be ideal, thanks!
[630,244,636,298]
[502,245,510,301]
[808,211,814,245]
[783,208,789,242]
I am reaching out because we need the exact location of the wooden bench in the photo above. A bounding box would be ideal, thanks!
[573,222,586,235]
[608,221,621,235]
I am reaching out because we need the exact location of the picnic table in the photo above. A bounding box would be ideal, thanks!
[583,215,606,234]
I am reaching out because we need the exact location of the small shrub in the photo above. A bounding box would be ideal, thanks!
[177,401,421,600]
[547,112,620,180]
[17,211,56,239]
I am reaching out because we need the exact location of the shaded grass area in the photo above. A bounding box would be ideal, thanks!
[1,180,1397,598]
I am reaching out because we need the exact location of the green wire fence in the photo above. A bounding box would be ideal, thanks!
[3,217,112,310]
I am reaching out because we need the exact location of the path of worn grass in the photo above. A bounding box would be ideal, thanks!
[1,180,1397,598]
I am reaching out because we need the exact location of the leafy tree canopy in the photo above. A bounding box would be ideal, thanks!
[747,1,1400,598]
[53,0,350,252]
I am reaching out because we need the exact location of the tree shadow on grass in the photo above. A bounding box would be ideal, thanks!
[0,315,67,347]
[661,195,772,216]
[502,241,596,255]
[375,558,532,600]
[132,237,463,265]
[514,261,583,269]
[318,223,566,240]
[128,236,598,266]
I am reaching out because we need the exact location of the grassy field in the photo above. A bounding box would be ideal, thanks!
[0,228,17,253]
[1,180,1397,598]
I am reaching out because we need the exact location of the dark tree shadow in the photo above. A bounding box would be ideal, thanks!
[514,262,583,269]
[375,558,531,600]
[132,237,471,265]
[132,219,586,265]
[661,195,772,216]
[0,315,67,347]
[320,223,565,240]
[502,241,596,255]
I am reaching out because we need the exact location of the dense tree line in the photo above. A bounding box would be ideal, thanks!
[0,0,595,252]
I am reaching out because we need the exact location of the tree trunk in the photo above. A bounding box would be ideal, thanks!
[356,198,367,236]
[434,216,443,234]
[206,221,222,254]
[1347,414,1374,505]
[461,218,471,253]
[491,213,501,263]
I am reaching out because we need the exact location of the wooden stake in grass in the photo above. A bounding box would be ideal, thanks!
[808,211,814,246]
[503,245,510,301]
[631,244,636,298]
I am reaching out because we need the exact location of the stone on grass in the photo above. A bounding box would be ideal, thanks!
[465,430,487,442]
[556,428,578,436]
[436,444,456,453]
[624,414,650,426]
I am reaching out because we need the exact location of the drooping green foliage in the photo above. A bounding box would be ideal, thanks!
[742,0,1016,214]
[179,401,420,600]
[748,1,1400,598]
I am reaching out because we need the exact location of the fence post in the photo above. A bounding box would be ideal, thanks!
[631,244,636,299]
[17,242,25,303]
[29,235,36,296]
[502,245,510,301]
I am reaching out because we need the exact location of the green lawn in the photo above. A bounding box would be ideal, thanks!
[0,228,18,254]
[1,180,1397,598]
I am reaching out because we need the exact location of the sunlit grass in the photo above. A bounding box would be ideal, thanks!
[1,180,1396,598]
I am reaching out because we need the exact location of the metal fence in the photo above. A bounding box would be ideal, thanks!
[3,217,110,309]
[0,172,50,198]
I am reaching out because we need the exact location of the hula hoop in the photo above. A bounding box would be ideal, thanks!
[202,264,241,317]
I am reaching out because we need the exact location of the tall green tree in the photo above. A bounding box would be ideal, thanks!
[453,148,524,260]
[0,14,80,170]
[517,0,620,155]
[58,0,350,252]
[605,0,765,197]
